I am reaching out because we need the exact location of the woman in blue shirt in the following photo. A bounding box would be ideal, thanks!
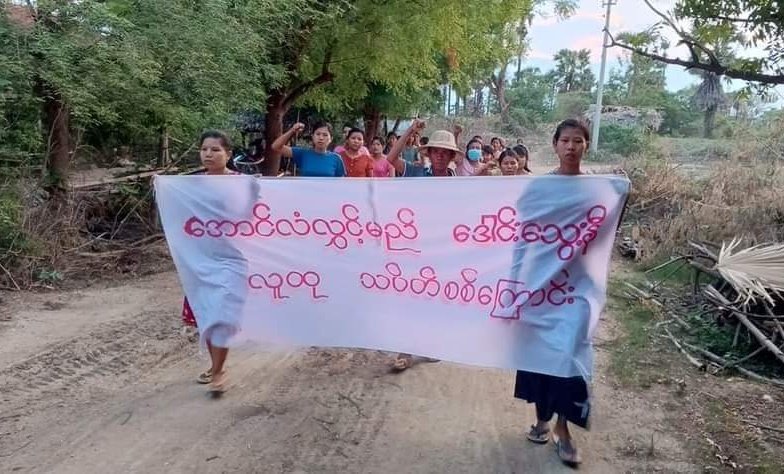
[271,121,346,177]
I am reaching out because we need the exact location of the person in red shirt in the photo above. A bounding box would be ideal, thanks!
[339,128,373,177]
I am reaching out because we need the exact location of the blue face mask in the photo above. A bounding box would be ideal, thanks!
[466,149,482,161]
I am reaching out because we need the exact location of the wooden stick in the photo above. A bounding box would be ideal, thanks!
[706,288,784,366]
[689,260,723,280]
[722,345,765,369]
[743,420,784,435]
[72,169,167,189]
[623,282,664,307]
[688,240,718,261]
[667,311,692,330]
[0,262,20,291]
[129,233,164,247]
[764,304,784,341]
[662,328,706,370]
[680,339,784,387]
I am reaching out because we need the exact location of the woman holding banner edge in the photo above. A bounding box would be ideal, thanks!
[512,119,600,467]
[181,130,242,393]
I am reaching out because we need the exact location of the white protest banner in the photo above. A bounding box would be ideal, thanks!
[155,175,630,379]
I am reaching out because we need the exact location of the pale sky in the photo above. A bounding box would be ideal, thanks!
[525,0,695,91]
[524,0,782,99]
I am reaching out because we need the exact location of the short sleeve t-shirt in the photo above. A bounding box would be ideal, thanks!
[340,150,374,178]
[402,147,419,163]
[292,147,346,177]
[456,159,479,176]
[335,145,369,155]
[401,161,456,178]
[372,156,393,177]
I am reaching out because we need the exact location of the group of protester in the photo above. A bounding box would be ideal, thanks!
[267,121,534,179]
[182,117,597,467]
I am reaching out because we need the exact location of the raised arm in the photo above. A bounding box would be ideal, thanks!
[271,123,305,158]
[452,124,464,166]
[387,119,425,175]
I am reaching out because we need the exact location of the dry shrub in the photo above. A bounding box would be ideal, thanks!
[0,177,167,290]
[625,157,784,264]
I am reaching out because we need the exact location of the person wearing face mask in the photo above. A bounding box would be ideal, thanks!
[454,138,495,176]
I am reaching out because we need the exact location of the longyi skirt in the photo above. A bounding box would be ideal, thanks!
[514,370,591,429]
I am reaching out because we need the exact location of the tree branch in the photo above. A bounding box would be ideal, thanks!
[607,33,784,85]
[282,46,335,109]
[641,0,721,67]
[710,15,756,23]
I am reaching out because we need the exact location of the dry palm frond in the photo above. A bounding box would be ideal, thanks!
[714,238,784,306]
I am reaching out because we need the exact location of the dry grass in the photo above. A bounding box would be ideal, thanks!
[624,155,784,265]
[0,175,166,290]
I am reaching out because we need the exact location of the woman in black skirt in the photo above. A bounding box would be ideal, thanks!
[514,119,594,467]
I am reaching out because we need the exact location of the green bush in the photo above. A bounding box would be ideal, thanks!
[0,184,27,267]
[597,124,650,156]
[553,92,591,122]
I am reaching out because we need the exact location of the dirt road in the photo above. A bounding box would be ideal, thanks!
[0,271,695,473]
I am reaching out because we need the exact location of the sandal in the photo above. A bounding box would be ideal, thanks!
[392,354,413,372]
[526,424,550,444]
[209,370,228,393]
[553,435,581,466]
[197,369,212,384]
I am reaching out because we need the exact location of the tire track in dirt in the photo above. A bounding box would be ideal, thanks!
[237,348,397,473]
[0,309,191,416]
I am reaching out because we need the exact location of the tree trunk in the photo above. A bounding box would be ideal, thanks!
[40,82,71,194]
[391,117,402,134]
[491,65,510,124]
[446,84,452,116]
[473,88,484,117]
[704,105,717,139]
[363,105,381,140]
[157,126,170,167]
[262,91,286,176]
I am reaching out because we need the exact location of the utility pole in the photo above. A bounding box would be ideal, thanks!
[591,0,616,153]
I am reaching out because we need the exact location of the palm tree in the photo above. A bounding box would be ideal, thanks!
[553,49,594,93]
[692,71,725,139]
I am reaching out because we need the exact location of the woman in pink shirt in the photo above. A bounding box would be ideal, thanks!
[369,136,394,177]
[455,138,495,176]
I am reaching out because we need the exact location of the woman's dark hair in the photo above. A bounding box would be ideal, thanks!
[511,146,531,173]
[499,149,519,164]
[513,144,529,159]
[481,144,494,156]
[347,127,365,139]
[553,119,590,144]
[200,130,233,153]
[466,138,482,151]
[471,135,483,142]
[371,136,384,146]
[311,120,333,135]
[386,132,399,140]
[490,136,502,145]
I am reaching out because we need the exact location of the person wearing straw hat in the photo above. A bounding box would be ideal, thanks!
[386,119,462,178]
[383,119,461,372]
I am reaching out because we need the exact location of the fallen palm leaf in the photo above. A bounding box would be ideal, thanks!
[714,238,784,306]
